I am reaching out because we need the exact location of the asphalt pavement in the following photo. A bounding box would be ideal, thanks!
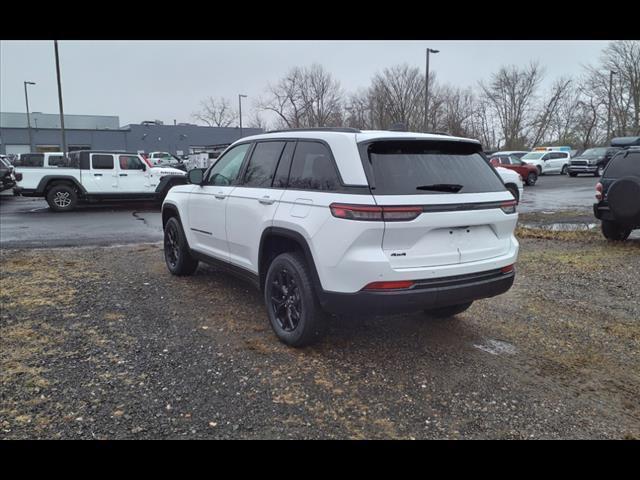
[1,174,600,249]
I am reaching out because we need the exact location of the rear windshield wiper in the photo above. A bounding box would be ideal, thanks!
[415,183,463,193]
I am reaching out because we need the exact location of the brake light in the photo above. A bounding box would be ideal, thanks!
[363,280,415,291]
[500,200,517,214]
[501,264,515,274]
[330,203,422,222]
[595,182,603,201]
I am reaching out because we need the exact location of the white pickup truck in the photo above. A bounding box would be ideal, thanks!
[15,150,187,212]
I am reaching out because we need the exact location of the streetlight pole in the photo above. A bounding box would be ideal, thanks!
[54,40,68,155]
[238,94,247,138]
[424,48,439,132]
[606,70,617,141]
[23,81,36,152]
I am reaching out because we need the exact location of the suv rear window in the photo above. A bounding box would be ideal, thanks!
[604,152,640,177]
[363,140,505,195]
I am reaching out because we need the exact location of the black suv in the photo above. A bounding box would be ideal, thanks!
[568,146,622,177]
[593,137,640,241]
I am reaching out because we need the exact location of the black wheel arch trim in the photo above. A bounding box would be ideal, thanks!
[259,227,324,295]
[36,176,87,195]
[155,175,189,197]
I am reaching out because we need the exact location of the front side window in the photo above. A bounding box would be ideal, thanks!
[92,154,114,169]
[288,141,341,191]
[206,143,251,186]
[499,156,511,165]
[242,141,286,188]
[509,156,523,165]
[119,155,144,170]
[364,140,505,195]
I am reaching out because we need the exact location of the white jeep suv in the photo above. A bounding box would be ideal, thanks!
[162,128,519,347]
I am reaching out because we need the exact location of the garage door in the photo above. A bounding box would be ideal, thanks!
[5,144,31,155]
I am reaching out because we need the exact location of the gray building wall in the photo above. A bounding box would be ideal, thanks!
[0,124,264,155]
[1,112,120,130]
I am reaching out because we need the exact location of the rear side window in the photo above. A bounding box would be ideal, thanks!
[16,154,44,167]
[288,141,341,191]
[605,153,640,177]
[242,141,286,187]
[92,154,114,169]
[48,155,66,166]
[363,140,505,195]
[272,142,296,188]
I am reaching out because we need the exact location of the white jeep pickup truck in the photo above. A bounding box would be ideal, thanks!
[15,150,187,212]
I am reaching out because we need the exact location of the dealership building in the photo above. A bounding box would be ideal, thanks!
[0,112,263,155]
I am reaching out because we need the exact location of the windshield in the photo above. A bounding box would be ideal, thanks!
[522,152,545,160]
[364,140,505,195]
[581,148,607,157]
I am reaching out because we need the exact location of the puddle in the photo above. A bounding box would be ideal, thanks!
[473,339,517,356]
[521,222,597,231]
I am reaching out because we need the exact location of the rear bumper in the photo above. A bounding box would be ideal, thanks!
[318,268,515,314]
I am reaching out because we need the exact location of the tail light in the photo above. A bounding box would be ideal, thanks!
[595,182,603,201]
[330,204,422,222]
[501,264,515,274]
[363,280,415,291]
[500,200,517,214]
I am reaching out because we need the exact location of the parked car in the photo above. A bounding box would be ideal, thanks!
[1,155,21,194]
[521,150,571,175]
[14,150,187,212]
[492,150,529,160]
[161,128,519,347]
[148,152,188,171]
[594,137,640,241]
[489,152,538,186]
[568,146,623,177]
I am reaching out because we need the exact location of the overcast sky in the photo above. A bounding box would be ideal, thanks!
[1,40,611,127]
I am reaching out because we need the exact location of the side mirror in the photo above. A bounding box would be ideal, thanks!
[188,168,205,185]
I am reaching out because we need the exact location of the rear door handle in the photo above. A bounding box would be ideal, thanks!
[94,173,102,177]
[259,196,275,205]
[119,173,128,176]
[214,193,226,200]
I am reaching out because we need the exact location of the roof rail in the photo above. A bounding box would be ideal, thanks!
[265,127,361,134]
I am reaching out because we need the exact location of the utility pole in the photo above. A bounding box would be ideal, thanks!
[424,48,439,132]
[54,40,67,155]
[238,94,247,138]
[606,70,618,141]
[23,81,36,152]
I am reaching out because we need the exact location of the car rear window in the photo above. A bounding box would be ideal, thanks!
[604,152,640,177]
[362,140,505,195]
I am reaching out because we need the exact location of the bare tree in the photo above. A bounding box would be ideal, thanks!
[246,110,269,131]
[437,86,476,137]
[258,64,343,128]
[529,77,574,146]
[192,96,237,127]
[479,62,543,149]
[370,64,425,131]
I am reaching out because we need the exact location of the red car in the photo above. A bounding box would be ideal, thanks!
[489,152,538,186]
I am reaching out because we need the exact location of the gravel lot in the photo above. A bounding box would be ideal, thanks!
[1,224,639,439]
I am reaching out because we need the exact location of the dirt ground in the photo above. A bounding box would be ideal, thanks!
[1,226,639,439]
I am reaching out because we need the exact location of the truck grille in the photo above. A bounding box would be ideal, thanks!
[571,160,587,166]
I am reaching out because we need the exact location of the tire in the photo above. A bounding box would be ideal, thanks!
[561,165,568,175]
[506,185,519,203]
[537,165,543,176]
[164,217,199,275]
[425,301,473,319]
[526,172,537,186]
[46,183,78,212]
[601,220,631,241]
[569,172,578,177]
[264,252,325,347]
